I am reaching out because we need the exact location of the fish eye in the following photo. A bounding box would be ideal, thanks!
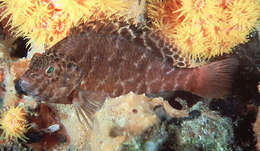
[46,66,55,73]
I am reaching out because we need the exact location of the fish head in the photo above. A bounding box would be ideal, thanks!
[16,51,84,101]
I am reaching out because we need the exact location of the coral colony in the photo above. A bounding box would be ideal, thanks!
[0,0,135,48]
[1,0,259,59]
[147,0,260,60]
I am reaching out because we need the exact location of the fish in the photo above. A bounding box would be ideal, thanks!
[15,17,239,126]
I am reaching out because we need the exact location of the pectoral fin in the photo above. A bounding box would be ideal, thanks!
[72,90,108,128]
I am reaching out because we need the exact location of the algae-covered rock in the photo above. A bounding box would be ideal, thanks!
[121,101,234,151]
[122,120,172,151]
[172,102,234,151]
[87,92,235,151]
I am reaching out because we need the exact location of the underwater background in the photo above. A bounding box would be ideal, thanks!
[0,0,260,151]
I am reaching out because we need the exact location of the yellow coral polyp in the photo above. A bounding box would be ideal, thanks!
[0,0,133,48]
[55,0,96,24]
[96,0,131,15]
[0,106,29,142]
[173,23,209,60]
[175,0,221,24]
[147,0,260,61]
[227,0,260,34]
[147,0,182,29]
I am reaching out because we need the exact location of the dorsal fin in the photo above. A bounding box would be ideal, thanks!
[69,16,193,68]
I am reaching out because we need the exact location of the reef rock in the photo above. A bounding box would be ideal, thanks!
[87,92,234,151]
[87,92,163,151]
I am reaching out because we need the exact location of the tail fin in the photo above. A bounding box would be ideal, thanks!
[72,90,107,129]
[191,58,239,98]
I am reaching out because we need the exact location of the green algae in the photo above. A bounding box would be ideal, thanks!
[122,102,235,151]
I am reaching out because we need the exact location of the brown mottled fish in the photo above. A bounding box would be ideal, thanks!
[15,17,238,126]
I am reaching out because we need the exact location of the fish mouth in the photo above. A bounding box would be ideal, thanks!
[15,79,28,95]
[15,78,40,97]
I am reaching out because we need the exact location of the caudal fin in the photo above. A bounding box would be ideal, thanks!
[191,58,239,98]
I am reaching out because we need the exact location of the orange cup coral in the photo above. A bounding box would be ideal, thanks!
[147,0,260,61]
[0,106,29,142]
[0,0,137,49]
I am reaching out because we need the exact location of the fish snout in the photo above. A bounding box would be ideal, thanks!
[15,78,29,95]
